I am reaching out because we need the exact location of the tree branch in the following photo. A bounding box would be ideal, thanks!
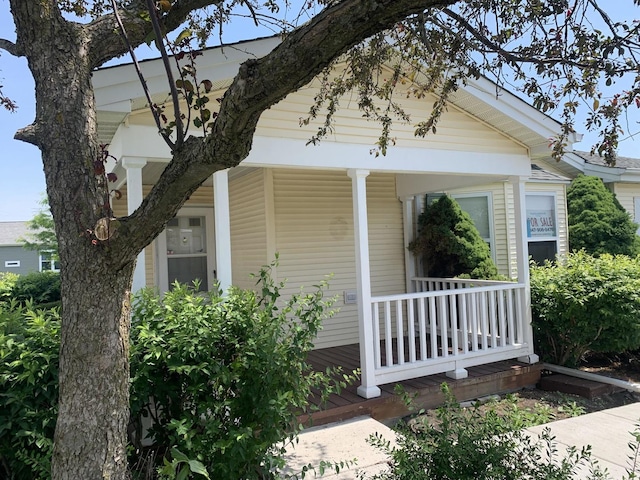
[0,38,23,57]
[114,0,457,257]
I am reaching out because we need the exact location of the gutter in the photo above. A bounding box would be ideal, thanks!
[543,363,640,393]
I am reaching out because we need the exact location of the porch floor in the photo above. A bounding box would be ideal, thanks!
[303,343,542,426]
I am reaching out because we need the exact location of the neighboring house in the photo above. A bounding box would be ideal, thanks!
[557,150,640,232]
[0,221,41,275]
[93,36,585,398]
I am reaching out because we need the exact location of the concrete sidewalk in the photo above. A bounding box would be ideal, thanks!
[283,403,640,479]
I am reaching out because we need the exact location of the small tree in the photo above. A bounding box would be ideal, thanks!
[409,195,498,279]
[18,197,58,260]
[567,175,640,256]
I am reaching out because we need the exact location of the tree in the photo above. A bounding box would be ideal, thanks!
[3,0,640,477]
[567,174,640,256]
[19,196,58,258]
[409,195,499,279]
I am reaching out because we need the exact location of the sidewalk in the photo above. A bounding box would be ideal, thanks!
[283,403,640,479]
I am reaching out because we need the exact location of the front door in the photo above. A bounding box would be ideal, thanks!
[157,208,216,292]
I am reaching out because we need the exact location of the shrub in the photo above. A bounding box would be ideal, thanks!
[409,195,499,279]
[129,265,353,479]
[0,272,19,304]
[368,384,606,480]
[0,302,59,479]
[531,251,640,367]
[10,271,61,308]
[567,175,640,256]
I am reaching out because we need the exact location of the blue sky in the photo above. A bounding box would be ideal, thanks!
[0,3,638,221]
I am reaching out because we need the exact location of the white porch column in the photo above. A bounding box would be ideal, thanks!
[213,169,232,295]
[402,196,416,293]
[122,157,147,292]
[348,169,381,399]
[511,176,540,364]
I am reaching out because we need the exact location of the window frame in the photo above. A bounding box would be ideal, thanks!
[526,191,559,262]
[451,192,496,262]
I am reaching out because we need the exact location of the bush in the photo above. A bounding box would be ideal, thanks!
[368,384,606,480]
[409,195,499,279]
[0,302,59,479]
[0,272,19,304]
[567,175,640,256]
[129,264,352,479]
[531,251,640,367]
[9,271,61,308]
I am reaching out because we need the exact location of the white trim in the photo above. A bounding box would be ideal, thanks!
[4,260,20,268]
[347,168,381,399]
[402,196,416,294]
[525,192,560,263]
[156,207,216,293]
[213,170,232,294]
[39,251,59,272]
[123,157,147,291]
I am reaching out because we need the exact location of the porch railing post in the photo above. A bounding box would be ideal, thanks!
[402,196,416,294]
[511,176,540,364]
[348,169,381,399]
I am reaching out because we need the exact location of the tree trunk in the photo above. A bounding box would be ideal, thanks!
[51,264,134,479]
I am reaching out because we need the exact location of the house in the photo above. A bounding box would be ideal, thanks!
[93,36,585,399]
[0,221,55,275]
[558,150,640,232]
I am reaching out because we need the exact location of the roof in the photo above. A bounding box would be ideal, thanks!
[530,163,570,183]
[574,150,640,170]
[0,221,30,246]
[93,36,574,161]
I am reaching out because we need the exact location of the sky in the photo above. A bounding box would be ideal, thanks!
[0,3,638,221]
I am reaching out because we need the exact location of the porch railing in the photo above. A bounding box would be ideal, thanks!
[369,277,532,386]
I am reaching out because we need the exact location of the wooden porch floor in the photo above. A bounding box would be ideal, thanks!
[303,343,542,426]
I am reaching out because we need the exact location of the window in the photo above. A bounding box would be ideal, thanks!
[451,193,495,260]
[40,251,60,272]
[4,260,20,268]
[526,194,558,263]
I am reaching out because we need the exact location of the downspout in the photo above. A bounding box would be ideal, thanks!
[544,363,640,393]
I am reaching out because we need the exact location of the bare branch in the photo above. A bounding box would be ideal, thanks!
[0,38,22,57]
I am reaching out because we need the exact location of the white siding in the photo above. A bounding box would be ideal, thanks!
[611,183,640,219]
[272,169,406,349]
[229,170,268,290]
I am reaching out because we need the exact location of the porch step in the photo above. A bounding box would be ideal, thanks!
[304,361,543,427]
[539,373,622,399]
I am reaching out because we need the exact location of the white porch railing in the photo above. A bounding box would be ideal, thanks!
[369,277,532,386]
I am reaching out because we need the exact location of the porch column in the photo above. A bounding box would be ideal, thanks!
[402,196,416,293]
[213,169,232,295]
[122,157,147,292]
[511,176,540,364]
[348,169,381,399]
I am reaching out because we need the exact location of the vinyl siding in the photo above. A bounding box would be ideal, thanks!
[272,169,405,349]
[611,183,640,221]
[258,82,524,155]
[229,170,268,289]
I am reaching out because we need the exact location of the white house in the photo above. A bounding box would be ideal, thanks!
[93,36,584,398]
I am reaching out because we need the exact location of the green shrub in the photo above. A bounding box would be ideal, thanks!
[531,251,640,367]
[409,195,499,279]
[0,272,19,304]
[10,271,61,308]
[129,264,353,479]
[368,384,606,480]
[0,302,59,479]
[567,175,640,256]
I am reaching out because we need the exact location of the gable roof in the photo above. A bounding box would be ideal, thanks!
[558,150,640,183]
[0,222,30,246]
[93,36,576,162]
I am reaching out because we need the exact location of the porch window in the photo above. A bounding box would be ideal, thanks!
[451,193,495,260]
[166,216,208,291]
[526,193,558,263]
[40,251,60,272]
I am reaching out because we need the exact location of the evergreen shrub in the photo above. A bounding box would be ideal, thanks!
[567,175,640,256]
[409,195,499,279]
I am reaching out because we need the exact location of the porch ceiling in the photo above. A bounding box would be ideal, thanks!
[396,172,510,196]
